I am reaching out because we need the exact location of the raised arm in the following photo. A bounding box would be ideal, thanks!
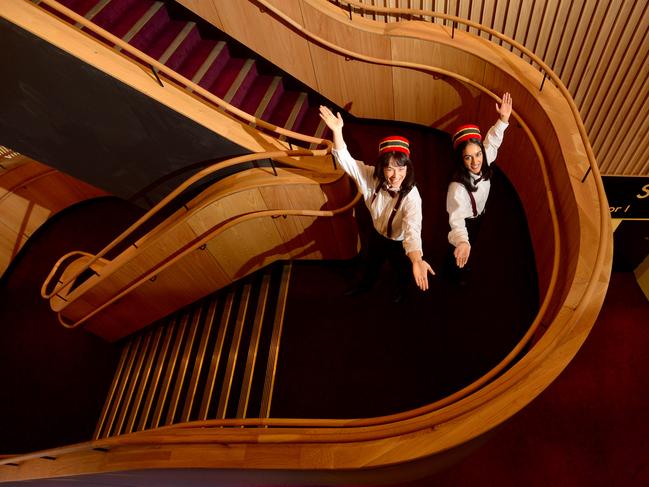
[484,92,512,165]
[496,92,512,123]
[319,105,345,150]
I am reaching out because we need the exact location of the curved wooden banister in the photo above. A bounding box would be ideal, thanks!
[41,148,335,300]
[0,0,611,481]
[255,0,562,410]
[36,0,330,151]
[329,0,609,304]
[40,0,567,427]
[53,186,362,330]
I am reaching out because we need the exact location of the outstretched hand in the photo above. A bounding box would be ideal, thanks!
[496,92,513,123]
[412,259,435,291]
[454,242,471,268]
[319,105,344,132]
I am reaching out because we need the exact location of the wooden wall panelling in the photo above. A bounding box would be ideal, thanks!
[541,0,572,68]
[83,249,229,342]
[551,0,585,79]
[173,0,224,30]
[465,0,485,36]
[587,6,649,156]
[361,0,384,23]
[257,172,355,260]
[579,1,636,127]
[557,0,596,82]
[178,0,318,89]
[478,0,498,44]
[27,0,639,178]
[207,218,289,278]
[573,2,628,110]
[490,0,510,50]
[379,0,393,24]
[0,161,53,240]
[592,64,646,167]
[59,223,199,315]
[389,34,483,130]
[431,0,447,26]
[456,0,471,25]
[0,157,106,275]
[566,2,611,95]
[611,111,649,176]
[520,0,546,70]
[186,184,292,274]
[0,226,17,272]
[531,0,559,68]
[597,64,649,174]
[186,177,274,227]
[260,181,328,259]
[478,63,578,304]
[501,1,524,57]
[56,166,359,340]
[0,157,48,188]
[300,1,396,119]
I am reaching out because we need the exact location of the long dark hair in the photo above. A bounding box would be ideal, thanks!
[375,151,415,194]
[451,138,492,192]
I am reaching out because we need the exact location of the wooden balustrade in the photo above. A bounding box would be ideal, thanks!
[0,0,611,484]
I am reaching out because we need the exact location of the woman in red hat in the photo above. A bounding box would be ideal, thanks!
[446,92,513,277]
[319,105,434,301]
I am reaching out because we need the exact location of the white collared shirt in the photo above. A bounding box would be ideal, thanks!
[447,119,509,247]
[332,145,423,255]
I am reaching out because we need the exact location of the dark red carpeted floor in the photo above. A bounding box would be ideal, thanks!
[381,271,649,487]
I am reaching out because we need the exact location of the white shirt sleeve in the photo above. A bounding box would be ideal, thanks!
[400,189,423,255]
[446,182,473,247]
[331,144,376,197]
[483,119,509,166]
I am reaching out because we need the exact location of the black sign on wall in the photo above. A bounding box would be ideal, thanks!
[601,176,649,219]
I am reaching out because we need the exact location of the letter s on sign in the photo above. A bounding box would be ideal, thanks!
[637,183,649,199]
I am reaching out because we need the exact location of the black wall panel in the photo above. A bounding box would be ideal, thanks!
[0,19,248,203]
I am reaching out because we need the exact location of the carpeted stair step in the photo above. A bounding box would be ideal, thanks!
[107,1,161,40]
[240,74,281,118]
[37,0,330,146]
[84,0,142,32]
[181,40,229,88]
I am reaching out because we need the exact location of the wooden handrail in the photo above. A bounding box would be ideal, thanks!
[32,0,346,303]
[41,149,331,300]
[331,0,610,307]
[53,181,362,330]
[43,0,577,431]
[40,0,564,428]
[36,0,330,152]
[255,0,562,415]
[1,0,610,475]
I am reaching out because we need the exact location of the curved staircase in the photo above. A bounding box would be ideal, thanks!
[0,0,611,485]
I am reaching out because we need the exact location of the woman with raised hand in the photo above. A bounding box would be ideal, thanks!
[318,105,434,302]
[446,92,513,279]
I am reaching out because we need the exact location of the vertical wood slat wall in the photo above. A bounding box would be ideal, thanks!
[354,0,649,176]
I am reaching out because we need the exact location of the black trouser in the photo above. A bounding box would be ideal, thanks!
[358,228,411,291]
